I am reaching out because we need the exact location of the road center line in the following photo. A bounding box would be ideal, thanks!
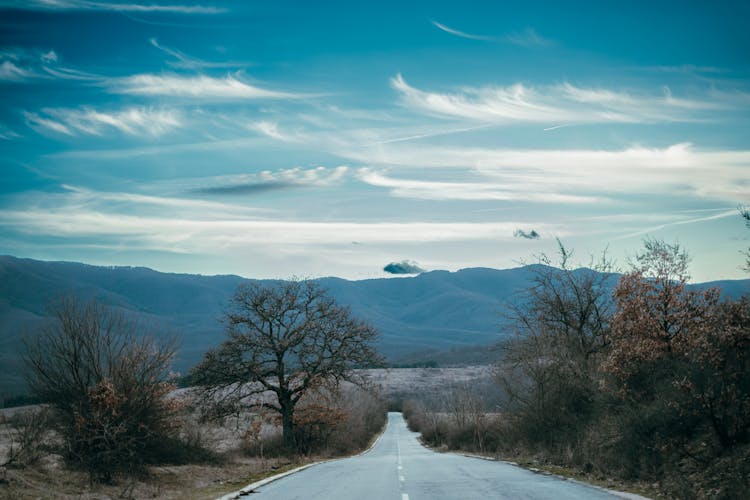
[402,494,409,500]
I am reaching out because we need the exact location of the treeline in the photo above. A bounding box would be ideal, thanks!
[405,238,750,499]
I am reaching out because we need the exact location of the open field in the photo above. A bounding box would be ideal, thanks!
[0,367,452,500]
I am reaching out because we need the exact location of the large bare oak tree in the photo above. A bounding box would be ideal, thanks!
[191,280,381,449]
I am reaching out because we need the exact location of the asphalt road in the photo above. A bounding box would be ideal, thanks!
[250,412,626,500]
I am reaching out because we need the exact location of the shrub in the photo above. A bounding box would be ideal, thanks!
[24,297,182,482]
[1,407,52,468]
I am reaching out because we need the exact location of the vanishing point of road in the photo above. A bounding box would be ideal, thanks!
[246,412,639,500]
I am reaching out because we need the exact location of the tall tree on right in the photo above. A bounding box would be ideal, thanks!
[604,238,750,497]
[604,238,720,396]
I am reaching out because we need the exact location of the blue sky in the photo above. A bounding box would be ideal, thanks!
[0,0,748,281]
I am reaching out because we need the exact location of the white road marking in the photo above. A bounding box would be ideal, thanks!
[399,475,405,482]
[402,495,409,500]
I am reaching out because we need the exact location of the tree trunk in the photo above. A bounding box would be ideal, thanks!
[280,395,296,450]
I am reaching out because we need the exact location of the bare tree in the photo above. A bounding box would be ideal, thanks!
[24,297,179,481]
[496,240,615,443]
[191,280,382,450]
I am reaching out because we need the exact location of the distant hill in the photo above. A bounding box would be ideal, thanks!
[1,255,748,397]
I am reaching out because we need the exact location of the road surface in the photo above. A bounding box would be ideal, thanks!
[249,412,627,499]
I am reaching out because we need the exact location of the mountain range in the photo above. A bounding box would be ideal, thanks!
[1,255,748,397]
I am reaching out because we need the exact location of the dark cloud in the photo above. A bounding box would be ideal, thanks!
[383,260,425,274]
[514,229,540,239]
[193,181,298,195]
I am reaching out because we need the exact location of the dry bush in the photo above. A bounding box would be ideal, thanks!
[240,413,286,458]
[293,395,348,454]
[237,384,386,458]
[1,407,52,468]
[326,385,386,455]
[23,297,194,482]
[402,385,500,454]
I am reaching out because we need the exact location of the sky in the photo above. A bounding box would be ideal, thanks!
[0,0,748,282]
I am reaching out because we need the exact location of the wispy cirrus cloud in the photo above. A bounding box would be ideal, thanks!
[0,184,559,250]
[0,48,57,81]
[25,106,182,137]
[149,38,250,69]
[24,111,73,135]
[0,208,553,247]
[0,60,33,81]
[391,74,731,124]
[505,28,553,47]
[0,48,103,82]
[431,20,494,41]
[58,184,268,216]
[194,166,349,195]
[613,209,739,240]
[0,123,21,140]
[431,21,553,47]
[345,143,750,203]
[357,168,601,204]
[108,73,303,100]
[248,121,295,141]
[0,0,225,14]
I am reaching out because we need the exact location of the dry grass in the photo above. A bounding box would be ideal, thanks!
[0,404,314,500]
[0,455,306,500]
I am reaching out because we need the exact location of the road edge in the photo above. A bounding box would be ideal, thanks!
[447,450,651,500]
[215,419,388,500]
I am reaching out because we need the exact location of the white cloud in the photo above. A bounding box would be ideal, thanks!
[40,50,58,63]
[0,48,97,82]
[195,166,350,194]
[108,73,302,100]
[0,184,562,256]
[431,21,494,41]
[0,60,33,81]
[149,38,249,69]
[344,143,750,203]
[249,121,290,141]
[1,0,225,14]
[358,169,601,204]
[273,165,349,185]
[25,107,182,137]
[391,74,729,124]
[59,185,269,216]
[24,111,74,135]
[0,207,552,249]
